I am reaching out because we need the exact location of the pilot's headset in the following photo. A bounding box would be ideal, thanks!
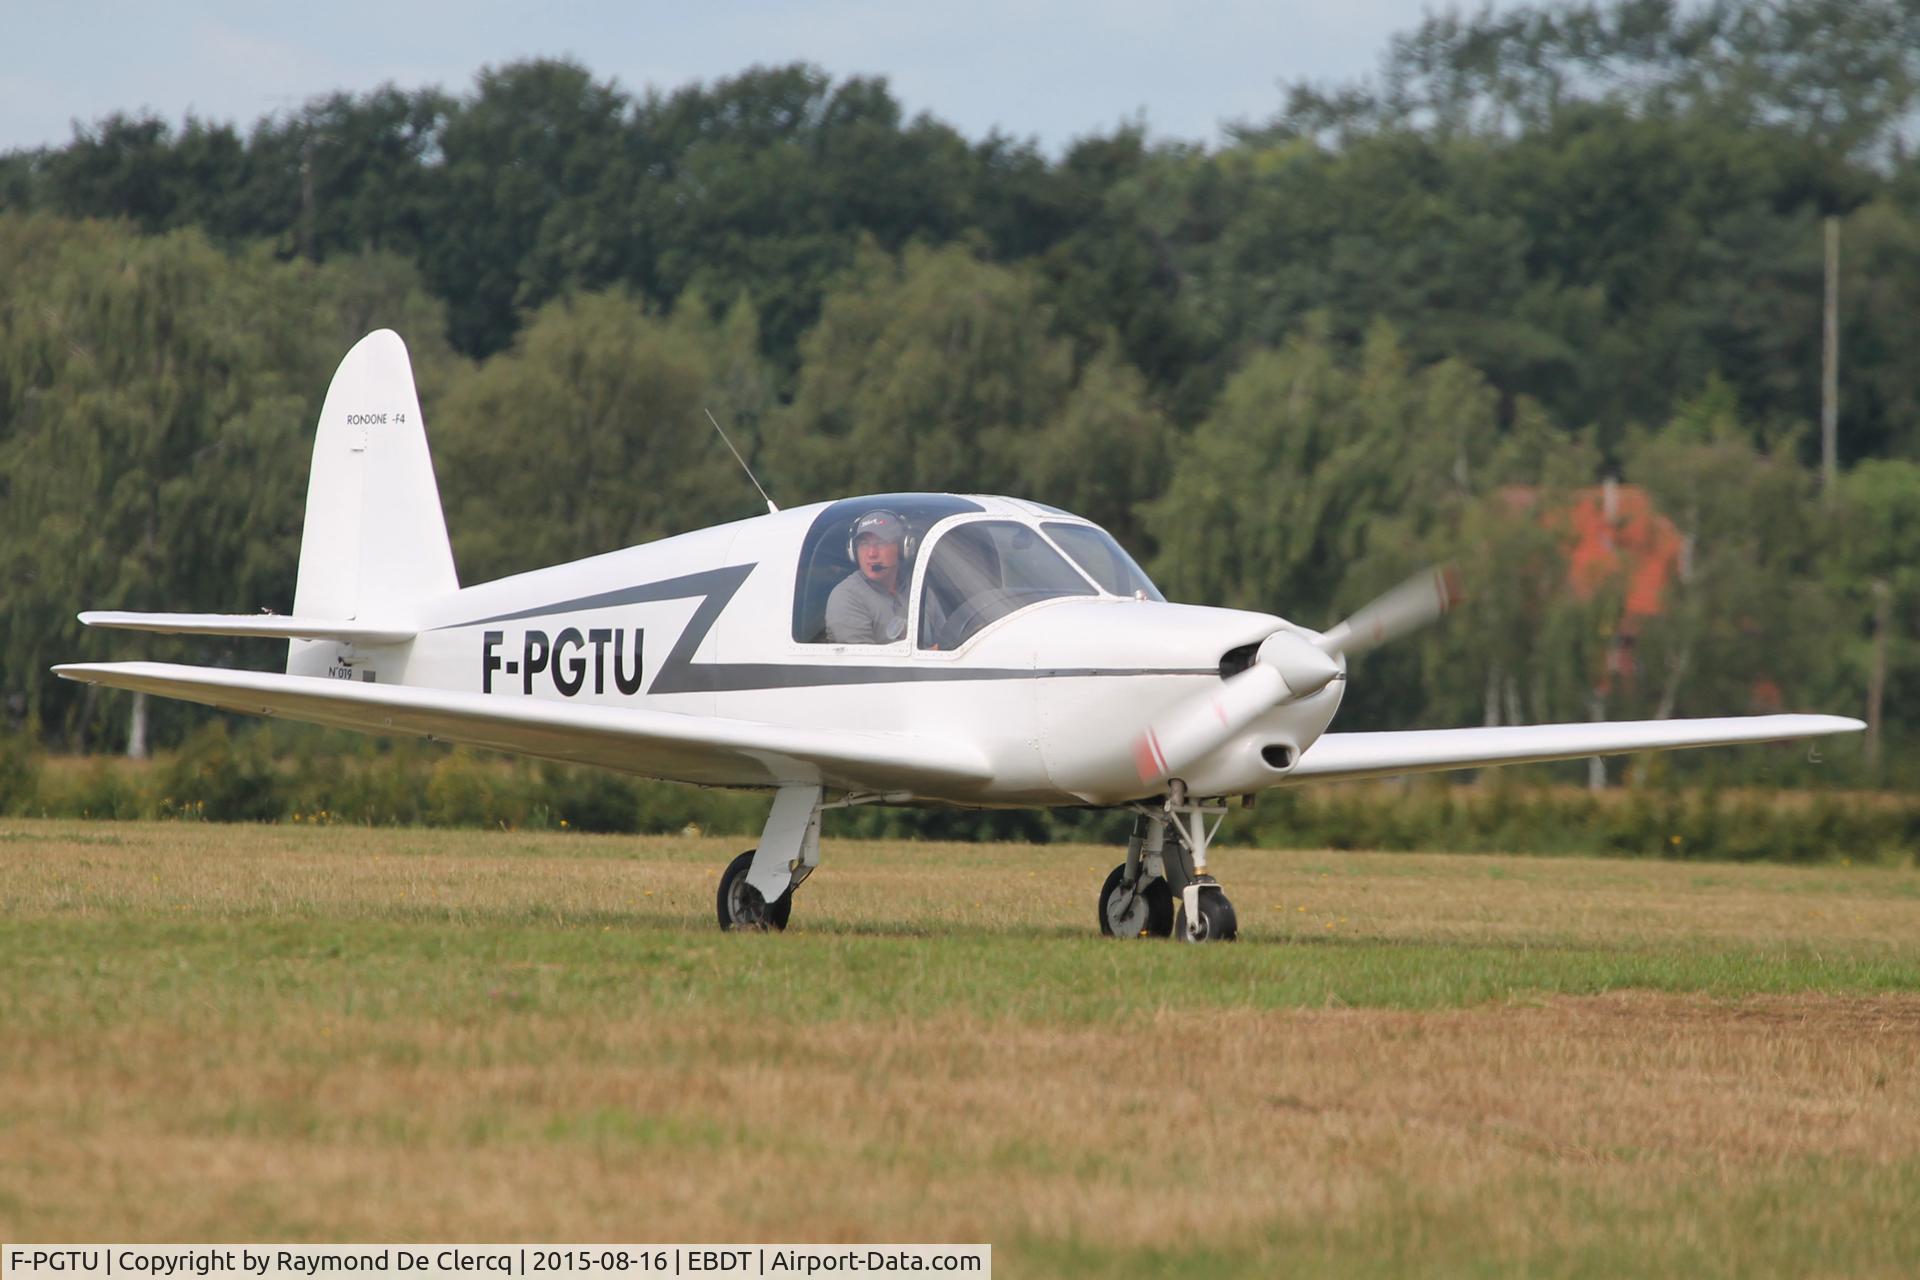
[847,509,915,562]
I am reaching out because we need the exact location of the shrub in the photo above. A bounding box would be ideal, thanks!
[537,764,640,833]
[158,723,285,821]
[0,732,42,814]
[67,759,149,820]
[424,750,506,828]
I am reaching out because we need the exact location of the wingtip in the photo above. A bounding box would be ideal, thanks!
[1790,713,1867,733]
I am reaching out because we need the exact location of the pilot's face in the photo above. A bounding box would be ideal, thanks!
[856,534,902,589]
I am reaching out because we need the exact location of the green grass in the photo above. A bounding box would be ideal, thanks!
[7,916,1920,1029]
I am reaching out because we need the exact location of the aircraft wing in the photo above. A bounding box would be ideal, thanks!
[1287,714,1864,785]
[52,662,992,795]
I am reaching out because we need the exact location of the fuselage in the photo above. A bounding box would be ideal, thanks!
[293,494,1343,806]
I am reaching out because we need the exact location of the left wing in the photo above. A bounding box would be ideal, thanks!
[1288,715,1863,785]
[52,662,991,795]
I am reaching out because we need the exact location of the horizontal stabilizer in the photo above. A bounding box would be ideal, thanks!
[52,662,992,795]
[1288,714,1865,785]
[79,612,417,645]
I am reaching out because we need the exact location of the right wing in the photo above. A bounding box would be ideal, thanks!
[52,662,991,796]
[1288,714,1864,785]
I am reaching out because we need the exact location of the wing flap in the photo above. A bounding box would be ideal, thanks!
[80,612,417,645]
[52,662,991,794]
[1288,715,1864,785]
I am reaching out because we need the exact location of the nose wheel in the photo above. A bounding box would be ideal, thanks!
[1177,878,1238,942]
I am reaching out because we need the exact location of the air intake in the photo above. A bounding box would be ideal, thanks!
[1219,643,1259,680]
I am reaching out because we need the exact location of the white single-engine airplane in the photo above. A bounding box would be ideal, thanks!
[58,332,1864,940]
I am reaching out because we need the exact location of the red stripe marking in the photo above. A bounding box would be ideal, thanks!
[1132,729,1167,783]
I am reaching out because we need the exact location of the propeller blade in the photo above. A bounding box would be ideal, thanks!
[1314,566,1462,660]
[1130,631,1339,785]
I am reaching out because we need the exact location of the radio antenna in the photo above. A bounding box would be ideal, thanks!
[705,408,778,514]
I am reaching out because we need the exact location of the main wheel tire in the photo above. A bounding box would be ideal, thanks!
[1180,890,1238,943]
[1098,862,1174,938]
[716,849,793,932]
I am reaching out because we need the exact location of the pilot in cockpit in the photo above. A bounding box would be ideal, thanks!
[824,509,911,644]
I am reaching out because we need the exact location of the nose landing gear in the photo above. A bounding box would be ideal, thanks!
[1098,785,1238,942]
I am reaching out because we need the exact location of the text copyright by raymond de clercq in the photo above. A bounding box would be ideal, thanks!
[2,1249,990,1280]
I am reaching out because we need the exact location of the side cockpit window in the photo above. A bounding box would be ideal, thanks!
[917,521,1097,650]
[792,495,984,644]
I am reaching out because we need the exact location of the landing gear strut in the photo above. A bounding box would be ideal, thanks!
[1098,783,1237,942]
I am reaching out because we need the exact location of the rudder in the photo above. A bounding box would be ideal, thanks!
[290,330,457,673]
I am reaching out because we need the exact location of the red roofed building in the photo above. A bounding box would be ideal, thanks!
[1500,480,1690,694]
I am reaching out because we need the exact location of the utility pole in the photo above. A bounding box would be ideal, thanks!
[1821,215,1840,496]
[300,132,316,261]
[1867,579,1890,773]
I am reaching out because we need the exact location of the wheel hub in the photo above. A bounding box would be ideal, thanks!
[1104,883,1148,935]
[726,874,771,928]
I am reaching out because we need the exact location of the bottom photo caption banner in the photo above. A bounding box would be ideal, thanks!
[3,1249,990,1280]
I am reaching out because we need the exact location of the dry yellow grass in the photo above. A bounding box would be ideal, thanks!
[7,996,1920,1245]
[3,819,1919,1276]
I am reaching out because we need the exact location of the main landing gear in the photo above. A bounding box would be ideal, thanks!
[716,783,908,932]
[1098,782,1238,942]
[716,784,823,932]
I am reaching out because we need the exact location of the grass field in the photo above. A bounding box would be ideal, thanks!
[3,818,1919,1276]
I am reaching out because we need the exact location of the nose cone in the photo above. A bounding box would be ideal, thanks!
[1257,630,1342,699]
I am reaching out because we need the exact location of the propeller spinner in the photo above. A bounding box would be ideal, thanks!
[1131,566,1462,786]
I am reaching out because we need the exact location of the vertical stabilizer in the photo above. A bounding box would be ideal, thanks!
[289,331,457,674]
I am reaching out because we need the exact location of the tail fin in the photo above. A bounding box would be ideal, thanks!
[289,330,457,674]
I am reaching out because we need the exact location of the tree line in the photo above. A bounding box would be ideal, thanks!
[2,0,1917,786]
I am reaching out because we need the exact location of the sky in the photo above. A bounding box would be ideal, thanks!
[1,1,1472,156]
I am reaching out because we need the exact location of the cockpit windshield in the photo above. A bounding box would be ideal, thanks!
[1042,523,1166,602]
[918,520,1097,650]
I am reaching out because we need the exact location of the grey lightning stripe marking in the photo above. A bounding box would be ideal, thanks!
[438,564,1217,693]
[442,564,755,632]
